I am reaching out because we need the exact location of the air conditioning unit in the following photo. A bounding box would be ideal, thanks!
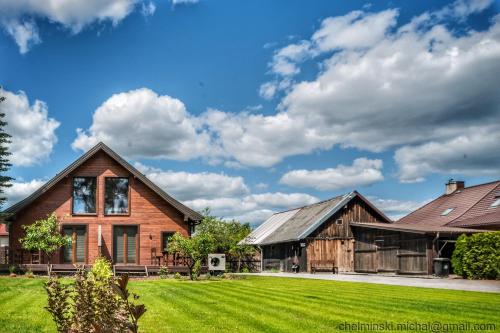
[208,253,226,272]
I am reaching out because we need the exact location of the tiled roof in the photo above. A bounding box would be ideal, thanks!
[397,181,500,230]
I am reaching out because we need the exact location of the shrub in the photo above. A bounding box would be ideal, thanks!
[174,272,181,280]
[90,256,113,284]
[8,265,16,274]
[241,267,250,273]
[451,232,500,280]
[25,269,34,278]
[45,267,146,332]
[159,266,168,279]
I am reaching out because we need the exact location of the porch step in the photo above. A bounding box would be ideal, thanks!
[113,265,149,277]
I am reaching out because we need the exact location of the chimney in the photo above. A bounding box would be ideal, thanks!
[445,179,465,195]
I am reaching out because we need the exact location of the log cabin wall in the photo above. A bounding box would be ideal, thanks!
[262,242,306,272]
[9,150,189,265]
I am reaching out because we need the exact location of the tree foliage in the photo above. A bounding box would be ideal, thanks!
[194,209,256,272]
[0,88,14,214]
[451,232,500,280]
[20,213,69,264]
[168,232,215,280]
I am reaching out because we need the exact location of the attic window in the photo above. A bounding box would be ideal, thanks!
[335,219,343,225]
[491,199,500,208]
[441,208,454,216]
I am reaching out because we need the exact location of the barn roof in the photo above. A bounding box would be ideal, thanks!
[396,180,500,230]
[3,142,203,222]
[240,191,391,245]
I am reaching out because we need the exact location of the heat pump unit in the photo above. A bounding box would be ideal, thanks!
[208,254,226,271]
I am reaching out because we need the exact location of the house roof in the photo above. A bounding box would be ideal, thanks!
[240,191,391,245]
[3,142,203,222]
[350,222,485,235]
[397,180,500,230]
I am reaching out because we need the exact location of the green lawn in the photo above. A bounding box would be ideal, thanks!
[0,276,499,332]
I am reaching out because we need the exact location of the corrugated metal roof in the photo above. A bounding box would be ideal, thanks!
[239,209,299,245]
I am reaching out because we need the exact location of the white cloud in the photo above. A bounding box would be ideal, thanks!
[0,0,153,53]
[2,19,40,54]
[259,81,278,100]
[171,0,199,5]
[141,2,156,17]
[4,179,46,207]
[395,126,500,182]
[184,192,319,224]
[367,197,430,221]
[135,162,249,200]
[280,158,384,191]
[1,89,60,166]
[72,88,217,161]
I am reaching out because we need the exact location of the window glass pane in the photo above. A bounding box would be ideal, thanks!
[126,227,137,263]
[105,178,129,214]
[63,228,73,263]
[76,227,86,262]
[73,177,96,214]
[114,227,124,263]
[162,233,174,252]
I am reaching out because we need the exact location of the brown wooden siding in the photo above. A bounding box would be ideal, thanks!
[9,151,189,265]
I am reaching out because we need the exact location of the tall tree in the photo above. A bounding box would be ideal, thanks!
[0,89,13,212]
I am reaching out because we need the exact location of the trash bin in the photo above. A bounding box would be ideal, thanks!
[433,258,450,277]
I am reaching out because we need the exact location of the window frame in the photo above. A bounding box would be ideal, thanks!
[61,224,88,264]
[104,177,131,216]
[161,232,175,253]
[112,224,139,265]
[71,176,98,216]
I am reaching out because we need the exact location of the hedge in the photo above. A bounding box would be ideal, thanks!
[451,232,500,280]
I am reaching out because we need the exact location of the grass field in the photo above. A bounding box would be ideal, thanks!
[0,276,499,332]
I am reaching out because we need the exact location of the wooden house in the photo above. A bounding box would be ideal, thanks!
[3,142,202,268]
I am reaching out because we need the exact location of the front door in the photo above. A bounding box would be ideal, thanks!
[62,225,87,264]
[113,226,138,264]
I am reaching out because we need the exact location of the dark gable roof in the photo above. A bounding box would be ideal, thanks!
[4,142,202,221]
[241,191,391,245]
[396,180,500,230]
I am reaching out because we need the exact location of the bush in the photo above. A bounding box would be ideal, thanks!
[451,232,500,280]
[90,256,113,283]
[241,267,250,273]
[173,272,182,280]
[25,269,34,278]
[159,266,168,279]
[45,267,147,332]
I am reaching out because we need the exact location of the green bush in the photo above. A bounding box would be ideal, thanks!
[174,272,182,280]
[451,232,500,280]
[158,266,168,279]
[90,256,113,284]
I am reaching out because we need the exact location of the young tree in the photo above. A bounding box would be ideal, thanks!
[168,232,215,280]
[20,213,70,265]
[0,89,14,213]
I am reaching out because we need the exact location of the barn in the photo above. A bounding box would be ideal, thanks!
[242,180,497,275]
[240,191,391,273]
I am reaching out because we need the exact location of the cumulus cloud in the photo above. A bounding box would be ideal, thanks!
[1,89,60,166]
[0,0,153,53]
[184,192,319,224]
[72,88,217,161]
[368,197,430,221]
[135,162,249,200]
[4,179,46,207]
[280,158,384,191]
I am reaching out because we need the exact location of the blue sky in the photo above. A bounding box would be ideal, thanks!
[1,0,499,225]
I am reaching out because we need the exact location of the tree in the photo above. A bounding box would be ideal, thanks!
[20,213,70,265]
[0,89,14,214]
[196,209,256,272]
[168,232,215,280]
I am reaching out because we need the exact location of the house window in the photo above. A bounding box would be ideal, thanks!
[62,226,87,264]
[491,199,500,208]
[441,208,454,216]
[161,232,174,252]
[72,177,96,214]
[113,226,138,264]
[335,219,343,225]
[105,178,129,214]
